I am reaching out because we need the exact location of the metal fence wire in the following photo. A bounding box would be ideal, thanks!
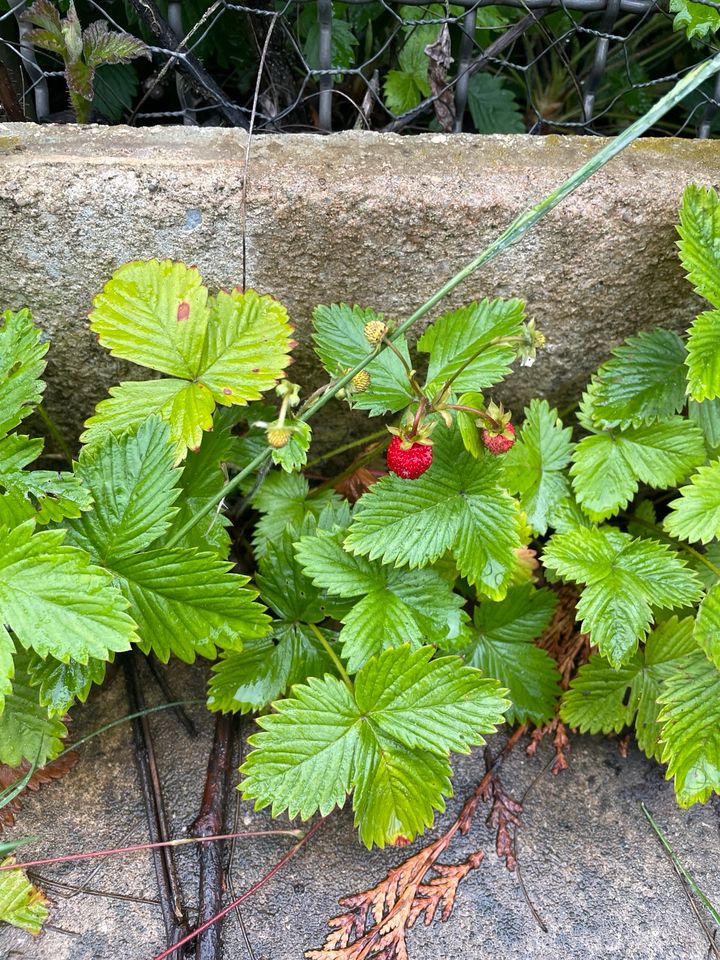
[0,0,719,136]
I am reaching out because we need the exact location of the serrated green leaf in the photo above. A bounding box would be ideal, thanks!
[694,581,720,668]
[464,585,560,725]
[502,399,572,535]
[271,421,312,472]
[689,398,720,452]
[0,310,47,438]
[543,527,702,667]
[467,73,525,134]
[384,69,425,114]
[686,310,720,402]
[561,617,697,761]
[0,654,67,767]
[304,17,357,71]
[658,652,720,805]
[0,626,14,713]
[670,0,720,43]
[81,379,189,457]
[112,548,269,664]
[87,263,292,461]
[161,410,234,555]
[91,260,210,378]
[28,653,107,717]
[571,418,706,522]
[256,531,334,624]
[678,184,720,307]
[352,728,451,848]
[0,521,136,663]
[346,427,522,600]
[65,417,180,561]
[207,623,335,714]
[665,459,720,544]
[0,433,92,524]
[588,330,687,429]
[241,645,508,846]
[296,528,468,671]
[455,391,484,458]
[0,857,49,934]
[251,471,348,560]
[82,19,149,68]
[312,304,414,416]
[418,299,525,398]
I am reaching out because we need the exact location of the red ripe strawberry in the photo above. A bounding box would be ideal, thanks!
[482,422,516,455]
[386,436,433,479]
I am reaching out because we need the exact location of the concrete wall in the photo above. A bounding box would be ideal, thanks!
[1,123,718,445]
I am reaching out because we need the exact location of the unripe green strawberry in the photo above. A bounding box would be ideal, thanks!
[267,427,291,449]
[351,370,371,392]
[363,319,388,344]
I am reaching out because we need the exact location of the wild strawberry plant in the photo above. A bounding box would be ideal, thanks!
[3,183,720,939]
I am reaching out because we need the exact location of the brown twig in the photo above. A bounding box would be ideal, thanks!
[124,653,190,958]
[146,655,198,738]
[190,713,235,960]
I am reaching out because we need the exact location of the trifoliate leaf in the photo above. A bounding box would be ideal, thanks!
[0,521,136,663]
[588,329,687,428]
[241,645,508,846]
[296,528,468,671]
[463,584,560,725]
[686,310,720,402]
[0,654,67,767]
[571,418,706,522]
[467,73,525,134]
[87,262,292,460]
[502,399,572,535]
[345,427,523,600]
[312,304,414,416]
[270,421,312,472]
[28,653,107,717]
[670,0,720,38]
[0,857,49,934]
[207,623,336,714]
[251,471,349,559]
[418,298,525,398]
[0,309,47,437]
[678,184,720,307]
[65,417,180,561]
[664,459,720,544]
[561,617,697,761]
[111,548,270,664]
[658,652,720,805]
[543,527,702,667]
[694,581,720,668]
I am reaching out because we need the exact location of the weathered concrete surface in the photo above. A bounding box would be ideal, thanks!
[1,659,718,960]
[1,124,719,446]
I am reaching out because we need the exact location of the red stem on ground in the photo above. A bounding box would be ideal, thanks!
[152,817,327,960]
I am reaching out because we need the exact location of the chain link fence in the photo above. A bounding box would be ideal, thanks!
[0,0,719,135]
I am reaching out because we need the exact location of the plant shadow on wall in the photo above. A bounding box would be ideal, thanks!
[2,185,720,954]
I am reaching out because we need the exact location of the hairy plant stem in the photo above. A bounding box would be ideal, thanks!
[308,622,354,692]
[630,515,720,580]
[36,405,73,464]
[165,50,720,549]
[445,403,500,429]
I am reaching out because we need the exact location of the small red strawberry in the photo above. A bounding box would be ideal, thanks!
[386,436,433,479]
[482,422,515,455]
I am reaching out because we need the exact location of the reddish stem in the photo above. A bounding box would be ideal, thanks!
[0,830,303,873]
[152,818,326,960]
[409,397,428,438]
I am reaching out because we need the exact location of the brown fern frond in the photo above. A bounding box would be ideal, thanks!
[482,773,523,871]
